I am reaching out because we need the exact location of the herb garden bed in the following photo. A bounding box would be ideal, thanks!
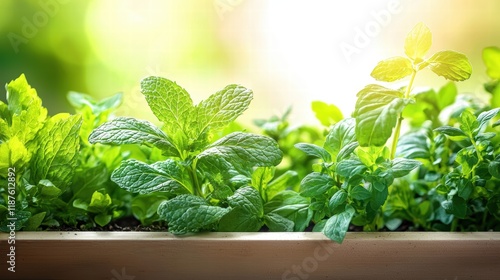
[1,231,499,280]
[2,23,500,279]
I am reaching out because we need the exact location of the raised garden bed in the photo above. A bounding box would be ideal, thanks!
[1,231,500,280]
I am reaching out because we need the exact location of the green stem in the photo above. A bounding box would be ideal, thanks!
[189,159,201,197]
[390,70,418,159]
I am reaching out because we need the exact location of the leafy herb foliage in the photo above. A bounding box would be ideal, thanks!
[90,76,309,233]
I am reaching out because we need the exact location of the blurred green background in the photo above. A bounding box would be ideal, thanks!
[1,0,500,126]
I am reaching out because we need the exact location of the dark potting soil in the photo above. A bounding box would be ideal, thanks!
[45,216,417,232]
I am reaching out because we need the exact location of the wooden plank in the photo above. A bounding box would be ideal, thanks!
[1,232,499,279]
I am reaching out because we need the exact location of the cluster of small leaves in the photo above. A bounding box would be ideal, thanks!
[295,119,420,242]
[90,77,308,234]
[389,47,500,232]
[0,74,82,230]
[295,22,475,243]
[353,22,472,148]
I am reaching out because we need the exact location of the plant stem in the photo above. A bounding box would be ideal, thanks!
[390,70,418,159]
[189,159,201,197]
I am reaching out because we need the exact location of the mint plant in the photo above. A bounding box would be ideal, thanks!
[89,76,306,233]
[295,22,473,243]
[0,74,82,230]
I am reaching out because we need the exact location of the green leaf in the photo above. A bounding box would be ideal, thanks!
[482,46,500,79]
[488,160,500,179]
[197,132,283,174]
[158,194,230,234]
[436,82,457,110]
[67,91,122,114]
[477,108,500,132]
[404,22,432,61]
[38,179,62,198]
[324,118,357,161]
[353,85,410,147]
[322,204,355,243]
[23,212,46,231]
[311,101,343,126]
[391,158,421,178]
[0,137,30,174]
[264,190,311,232]
[328,190,348,213]
[196,155,240,194]
[396,130,430,159]
[336,159,367,178]
[89,117,179,156]
[88,191,112,212]
[195,84,253,135]
[459,109,478,137]
[455,147,478,176]
[5,74,48,143]
[434,126,467,137]
[299,172,334,197]
[350,185,371,201]
[140,76,194,134]
[265,171,299,201]
[111,159,190,195]
[31,114,82,191]
[264,213,294,232]
[427,51,472,81]
[219,186,263,231]
[370,56,413,82]
[251,167,274,196]
[94,213,112,227]
[294,143,332,162]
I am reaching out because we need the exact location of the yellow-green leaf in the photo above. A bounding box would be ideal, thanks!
[370,56,414,82]
[0,137,30,174]
[483,46,500,79]
[427,50,472,81]
[404,22,432,61]
[311,101,343,126]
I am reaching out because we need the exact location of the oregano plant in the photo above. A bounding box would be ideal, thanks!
[89,76,309,233]
[295,22,473,243]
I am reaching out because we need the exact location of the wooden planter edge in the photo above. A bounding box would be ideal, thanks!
[1,231,500,280]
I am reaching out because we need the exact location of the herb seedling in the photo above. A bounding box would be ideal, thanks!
[296,22,472,243]
[90,76,306,233]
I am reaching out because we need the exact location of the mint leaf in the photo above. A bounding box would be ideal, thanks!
[477,108,500,132]
[427,50,472,81]
[324,118,357,161]
[31,113,82,191]
[294,143,331,162]
[434,126,468,138]
[5,74,47,144]
[370,56,413,82]
[391,158,421,178]
[157,194,230,234]
[404,22,432,61]
[353,85,411,147]
[323,205,355,243]
[350,185,371,201]
[264,212,294,232]
[311,101,343,126]
[195,84,253,136]
[300,172,335,197]
[459,110,478,137]
[140,76,194,134]
[437,82,457,110]
[197,132,282,174]
[89,117,179,156]
[0,137,30,174]
[219,186,264,231]
[111,159,190,195]
[482,46,500,79]
[264,190,311,231]
[328,190,348,212]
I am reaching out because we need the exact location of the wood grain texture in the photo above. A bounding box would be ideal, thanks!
[1,232,499,279]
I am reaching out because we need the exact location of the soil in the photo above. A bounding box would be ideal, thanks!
[47,217,417,232]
